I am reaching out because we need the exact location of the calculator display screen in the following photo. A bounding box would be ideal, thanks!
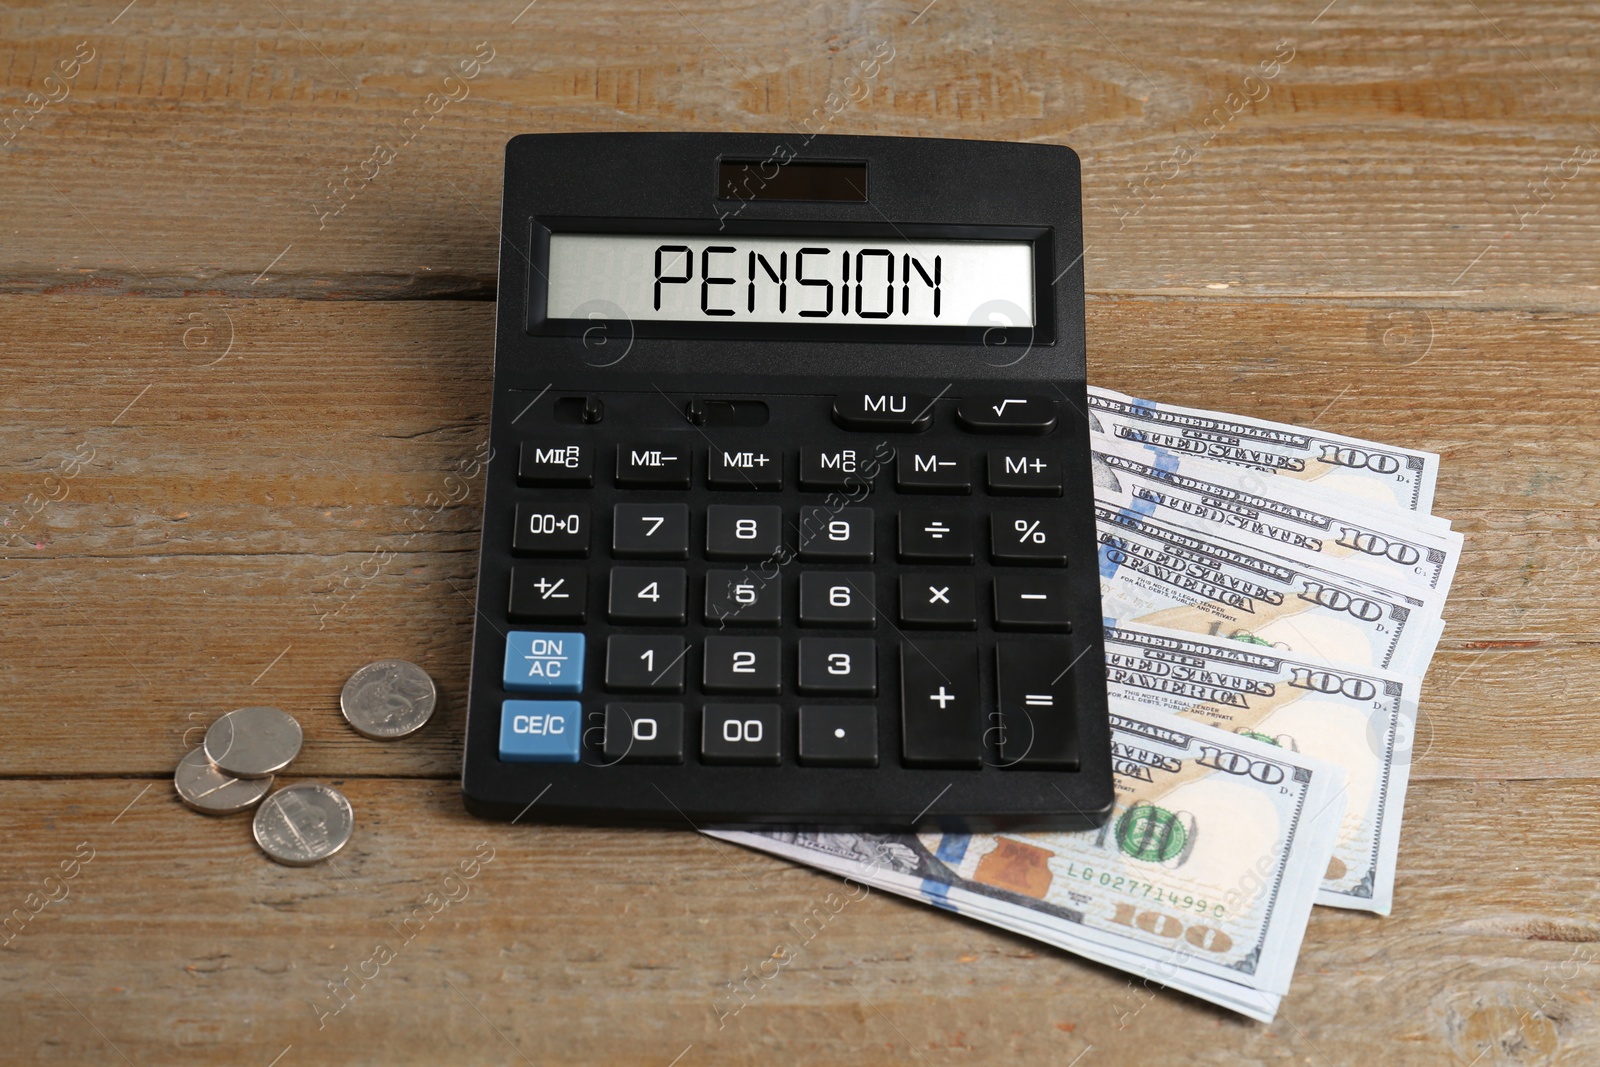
[545,234,1035,327]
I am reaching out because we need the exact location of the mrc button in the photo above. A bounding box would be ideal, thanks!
[832,392,934,432]
[503,631,584,693]
[499,700,581,762]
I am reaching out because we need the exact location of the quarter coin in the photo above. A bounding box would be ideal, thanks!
[340,659,437,740]
[252,782,354,866]
[173,747,273,815]
[204,706,303,779]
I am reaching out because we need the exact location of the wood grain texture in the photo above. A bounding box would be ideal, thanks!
[0,778,1596,1067]
[1,1,1598,302]
[3,0,1598,1062]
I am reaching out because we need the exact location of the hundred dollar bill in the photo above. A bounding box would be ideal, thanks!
[1088,386,1440,514]
[1090,433,1461,596]
[1094,479,1446,675]
[1102,621,1415,914]
[715,706,1347,1022]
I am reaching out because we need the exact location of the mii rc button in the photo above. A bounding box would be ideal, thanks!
[503,631,584,693]
[499,700,581,762]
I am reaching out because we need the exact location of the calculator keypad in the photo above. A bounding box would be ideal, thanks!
[487,391,1091,783]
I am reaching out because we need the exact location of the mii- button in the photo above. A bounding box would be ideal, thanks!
[503,631,584,693]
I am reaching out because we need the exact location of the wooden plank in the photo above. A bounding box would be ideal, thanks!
[1,2,1597,302]
[0,777,1595,1065]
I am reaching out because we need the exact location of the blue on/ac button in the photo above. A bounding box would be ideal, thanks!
[503,631,584,693]
[500,700,581,763]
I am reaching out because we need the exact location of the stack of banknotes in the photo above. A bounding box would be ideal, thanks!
[714,385,1458,1022]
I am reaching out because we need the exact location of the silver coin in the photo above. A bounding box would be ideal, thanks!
[252,782,354,866]
[203,706,303,779]
[173,747,273,815]
[340,659,437,740]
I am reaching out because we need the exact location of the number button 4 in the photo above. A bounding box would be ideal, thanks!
[607,567,686,624]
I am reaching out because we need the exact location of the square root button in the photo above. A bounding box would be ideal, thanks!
[499,700,581,762]
[503,631,585,693]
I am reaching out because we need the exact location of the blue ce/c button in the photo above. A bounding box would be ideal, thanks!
[499,700,581,763]
[503,630,584,693]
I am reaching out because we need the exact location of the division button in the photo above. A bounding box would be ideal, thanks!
[799,572,878,628]
[993,574,1073,631]
[798,706,880,767]
[499,700,582,763]
[995,642,1079,769]
[986,450,1063,495]
[704,569,782,627]
[798,506,874,561]
[607,567,687,624]
[613,502,690,559]
[897,575,977,629]
[708,448,783,490]
[900,640,982,768]
[518,442,593,487]
[990,511,1069,566]
[502,631,585,694]
[898,510,974,563]
[706,504,783,560]
[832,392,934,432]
[616,444,692,488]
[508,565,588,623]
[513,503,590,557]
[797,638,877,695]
[957,395,1058,435]
[604,635,687,693]
[703,636,782,694]
[896,449,972,493]
[602,703,685,764]
[701,704,783,765]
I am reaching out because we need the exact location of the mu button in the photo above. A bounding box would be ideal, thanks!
[832,392,934,432]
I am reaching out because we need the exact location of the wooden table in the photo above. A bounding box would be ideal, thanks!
[3,2,1596,1063]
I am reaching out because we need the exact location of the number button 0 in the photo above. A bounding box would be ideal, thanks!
[702,636,781,693]
[602,702,685,764]
[604,635,687,692]
[613,503,689,559]
[703,569,782,627]
[798,506,874,561]
[701,704,782,765]
[607,567,686,624]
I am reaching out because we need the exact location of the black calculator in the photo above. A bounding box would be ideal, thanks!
[461,133,1112,831]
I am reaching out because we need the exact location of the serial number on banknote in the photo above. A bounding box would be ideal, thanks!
[1058,861,1226,920]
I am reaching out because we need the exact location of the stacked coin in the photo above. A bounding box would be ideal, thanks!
[171,660,435,866]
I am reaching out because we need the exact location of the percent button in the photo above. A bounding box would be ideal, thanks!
[990,511,1069,566]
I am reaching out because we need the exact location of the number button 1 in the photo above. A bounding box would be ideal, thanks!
[607,567,686,624]
[604,635,687,692]
[613,503,689,559]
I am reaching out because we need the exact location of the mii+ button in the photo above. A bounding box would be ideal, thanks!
[499,700,581,762]
[503,631,584,693]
